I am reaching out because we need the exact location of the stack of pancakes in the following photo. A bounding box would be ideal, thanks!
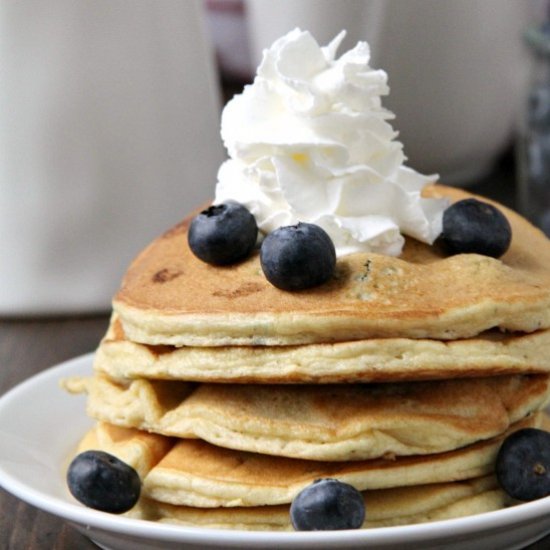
[66,185,550,530]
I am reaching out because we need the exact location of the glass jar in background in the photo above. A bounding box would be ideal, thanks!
[517,18,550,236]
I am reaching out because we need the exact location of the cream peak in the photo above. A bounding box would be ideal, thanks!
[215,28,447,257]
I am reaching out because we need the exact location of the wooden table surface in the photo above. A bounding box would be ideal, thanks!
[2,158,550,549]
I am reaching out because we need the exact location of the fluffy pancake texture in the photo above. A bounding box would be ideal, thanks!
[129,476,507,530]
[113,185,550,346]
[78,421,527,512]
[65,373,550,461]
[76,422,173,479]
[140,414,541,508]
[95,315,550,383]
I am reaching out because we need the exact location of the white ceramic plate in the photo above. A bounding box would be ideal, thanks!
[1,354,550,550]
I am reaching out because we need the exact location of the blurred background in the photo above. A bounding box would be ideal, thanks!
[1,0,549,315]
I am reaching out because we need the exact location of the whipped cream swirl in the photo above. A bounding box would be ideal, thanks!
[215,29,447,256]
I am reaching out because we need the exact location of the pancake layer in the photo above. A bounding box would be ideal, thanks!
[141,415,541,508]
[79,421,531,510]
[113,186,550,346]
[66,373,550,461]
[95,315,550,383]
[130,476,506,530]
[77,423,512,528]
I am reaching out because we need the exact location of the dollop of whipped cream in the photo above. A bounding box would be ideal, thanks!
[214,28,448,256]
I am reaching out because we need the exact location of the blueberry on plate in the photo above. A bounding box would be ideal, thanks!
[495,428,550,501]
[290,478,365,531]
[260,223,336,291]
[67,450,141,513]
[188,201,258,265]
[438,198,512,258]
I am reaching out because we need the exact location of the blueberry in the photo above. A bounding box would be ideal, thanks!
[188,202,258,265]
[290,478,365,531]
[438,198,512,258]
[67,450,141,513]
[495,428,550,501]
[260,223,336,290]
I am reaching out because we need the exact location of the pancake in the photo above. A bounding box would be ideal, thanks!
[76,422,173,479]
[113,186,550,347]
[65,373,550,461]
[78,420,535,510]
[141,414,541,508]
[95,315,550,383]
[129,476,507,530]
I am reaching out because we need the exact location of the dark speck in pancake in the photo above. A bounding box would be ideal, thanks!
[213,282,264,299]
[153,268,183,284]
